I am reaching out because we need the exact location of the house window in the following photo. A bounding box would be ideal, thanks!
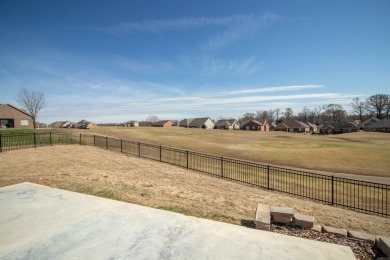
[21,120,29,126]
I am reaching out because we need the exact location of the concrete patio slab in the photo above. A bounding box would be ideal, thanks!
[0,183,355,260]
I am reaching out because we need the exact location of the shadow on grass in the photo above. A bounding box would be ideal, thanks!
[241,219,255,229]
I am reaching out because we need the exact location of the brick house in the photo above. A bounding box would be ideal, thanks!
[0,104,34,129]
[152,120,174,127]
[274,119,310,133]
[241,119,269,131]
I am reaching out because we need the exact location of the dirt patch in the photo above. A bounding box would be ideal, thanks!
[1,145,389,238]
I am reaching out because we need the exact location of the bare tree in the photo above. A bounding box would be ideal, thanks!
[314,105,325,124]
[283,107,293,120]
[239,112,255,123]
[298,106,310,122]
[351,97,366,122]
[325,104,347,121]
[15,88,47,129]
[274,108,281,122]
[146,115,159,122]
[366,94,390,119]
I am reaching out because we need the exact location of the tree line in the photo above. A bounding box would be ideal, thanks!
[236,94,390,125]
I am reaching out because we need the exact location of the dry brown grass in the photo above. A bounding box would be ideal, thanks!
[71,127,390,178]
[1,145,389,237]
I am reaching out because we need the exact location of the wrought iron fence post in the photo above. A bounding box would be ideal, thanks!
[138,142,141,157]
[106,137,108,149]
[34,132,36,148]
[79,133,82,145]
[186,150,189,169]
[331,175,334,206]
[121,139,123,153]
[267,165,270,190]
[160,146,162,162]
[221,157,224,178]
[93,135,96,146]
[0,134,2,153]
[50,132,52,145]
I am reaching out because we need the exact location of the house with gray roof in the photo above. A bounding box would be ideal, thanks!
[188,117,214,129]
[179,119,193,128]
[320,119,358,134]
[359,117,380,131]
[152,120,174,127]
[274,119,310,133]
[366,118,390,133]
[215,119,239,130]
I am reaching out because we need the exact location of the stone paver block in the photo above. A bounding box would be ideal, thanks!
[270,206,293,224]
[311,225,322,233]
[377,237,390,257]
[322,226,347,237]
[347,230,375,245]
[293,213,315,228]
[254,203,270,231]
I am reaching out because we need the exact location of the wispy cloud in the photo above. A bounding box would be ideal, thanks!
[101,14,271,35]
[219,85,324,95]
[202,56,264,76]
[100,12,281,49]
[204,12,281,49]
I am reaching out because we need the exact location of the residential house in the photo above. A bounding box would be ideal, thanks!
[359,117,380,131]
[179,119,193,128]
[241,119,269,131]
[125,121,139,127]
[49,121,71,128]
[139,121,153,127]
[152,120,174,127]
[305,122,319,133]
[35,122,48,128]
[320,119,358,134]
[77,119,96,129]
[188,117,214,129]
[366,118,390,133]
[0,104,34,129]
[267,120,277,131]
[215,119,240,130]
[274,119,310,133]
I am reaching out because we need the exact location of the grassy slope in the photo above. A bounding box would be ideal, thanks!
[85,127,390,177]
[3,127,389,177]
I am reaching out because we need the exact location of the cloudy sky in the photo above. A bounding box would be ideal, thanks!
[0,0,389,123]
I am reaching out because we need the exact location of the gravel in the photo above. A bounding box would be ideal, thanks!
[270,223,386,260]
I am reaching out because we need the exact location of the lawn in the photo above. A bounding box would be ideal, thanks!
[79,127,390,178]
[1,145,389,237]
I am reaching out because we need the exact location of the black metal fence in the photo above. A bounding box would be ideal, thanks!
[1,132,388,217]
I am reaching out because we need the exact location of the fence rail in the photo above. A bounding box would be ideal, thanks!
[1,132,389,217]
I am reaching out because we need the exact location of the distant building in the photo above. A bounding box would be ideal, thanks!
[77,119,96,129]
[241,119,269,131]
[366,118,390,133]
[215,119,240,130]
[152,120,174,127]
[49,121,71,128]
[274,119,310,133]
[359,117,380,131]
[0,104,34,129]
[179,119,193,128]
[188,117,214,129]
[320,119,358,134]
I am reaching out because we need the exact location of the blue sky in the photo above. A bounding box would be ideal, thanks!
[0,0,389,123]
